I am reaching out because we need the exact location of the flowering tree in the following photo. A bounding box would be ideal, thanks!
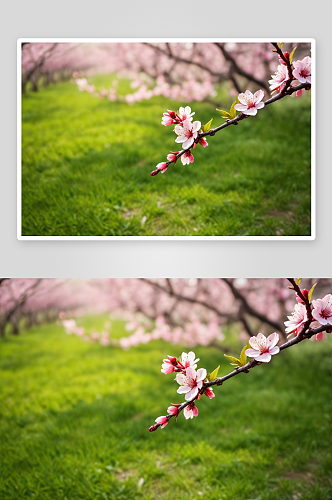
[148,279,331,431]
[151,42,311,175]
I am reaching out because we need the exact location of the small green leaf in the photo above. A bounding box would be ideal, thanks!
[289,46,297,64]
[203,118,213,132]
[209,365,220,381]
[229,99,239,119]
[279,42,284,49]
[206,373,211,382]
[308,283,317,303]
[224,354,242,367]
[239,345,248,367]
[296,278,302,285]
[216,108,231,119]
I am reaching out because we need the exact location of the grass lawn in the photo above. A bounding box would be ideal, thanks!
[0,316,331,500]
[21,76,312,236]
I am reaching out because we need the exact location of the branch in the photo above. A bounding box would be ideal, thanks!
[151,81,310,175]
[159,322,331,427]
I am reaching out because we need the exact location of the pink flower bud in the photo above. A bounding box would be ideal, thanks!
[150,169,160,176]
[204,387,215,399]
[167,405,180,416]
[148,424,159,432]
[199,138,209,148]
[167,153,178,164]
[296,289,309,304]
[155,416,168,428]
[279,51,290,65]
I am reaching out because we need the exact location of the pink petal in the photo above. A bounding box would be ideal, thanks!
[176,374,186,385]
[182,119,192,129]
[255,352,272,363]
[269,346,280,355]
[316,331,323,342]
[255,102,265,109]
[249,337,259,350]
[186,366,196,379]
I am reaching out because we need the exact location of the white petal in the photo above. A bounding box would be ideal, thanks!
[245,348,260,357]
[196,368,207,381]
[175,136,186,143]
[269,346,280,355]
[187,351,195,362]
[267,332,279,349]
[255,102,265,109]
[186,366,196,379]
[176,373,186,385]
[192,121,201,133]
[177,385,190,394]
[234,103,247,111]
[243,107,257,116]
[253,89,264,103]
[183,137,194,149]
[185,387,198,401]
[255,352,271,362]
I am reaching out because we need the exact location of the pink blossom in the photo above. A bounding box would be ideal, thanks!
[154,162,168,174]
[269,64,290,93]
[234,89,265,116]
[312,294,332,326]
[180,351,200,370]
[292,57,311,84]
[204,387,215,399]
[176,366,207,401]
[183,402,198,419]
[178,106,195,122]
[162,110,177,126]
[284,303,308,336]
[199,137,208,148]
[296,289,309,304]
[181,151,194,165]
[167,404,181,416]
[161,355,178,374]
[245,332,280,362]
[278,51,290,66]
[175,119,201,149]
[167,152,178,164]
[155,415,168,429]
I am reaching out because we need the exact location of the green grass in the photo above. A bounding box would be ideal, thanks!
[1,317,331,500]
[21,77,312,236]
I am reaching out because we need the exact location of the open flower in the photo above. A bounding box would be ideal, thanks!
[245,332,280,362]
[175,119,201,149]
[269,64,290,93]
[180,351,200,370]
[312,294,332,326]
[293,57,311,84]
[234,89,265,116]
[161,110,177,126]
[184,402,198,419]
[181,151,194,165]
[178,106,195,122]
[284,303,308,336]
[176,366,207,401]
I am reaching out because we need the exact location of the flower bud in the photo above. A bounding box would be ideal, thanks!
[296,289,309,304]
[279,51,290,65]
[148,424,160,432]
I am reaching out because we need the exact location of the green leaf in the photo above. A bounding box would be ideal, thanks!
[203,118,213,133]
[279,42,284,49]
[216,108,231,119]
[239,345,248,367]
[224,354,242,367]
[229,98,239,119]
[308,283,317,303]
[209,365,220,381]
[289,46,297,64]
[296,278,302,286]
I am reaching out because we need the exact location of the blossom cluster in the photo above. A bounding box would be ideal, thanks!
[269,54,311,98]
[149,351,215,431]
[61,317,111,346]
[151,106,209,176]
[284,292,332,342]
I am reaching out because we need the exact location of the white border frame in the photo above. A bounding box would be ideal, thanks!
[17,38,316,241]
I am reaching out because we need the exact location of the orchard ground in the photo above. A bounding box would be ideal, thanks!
[21,76,311,236]
[1,315,331,500]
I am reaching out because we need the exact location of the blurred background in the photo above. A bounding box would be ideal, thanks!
[21,42,312,237]
[1,278,331,500]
